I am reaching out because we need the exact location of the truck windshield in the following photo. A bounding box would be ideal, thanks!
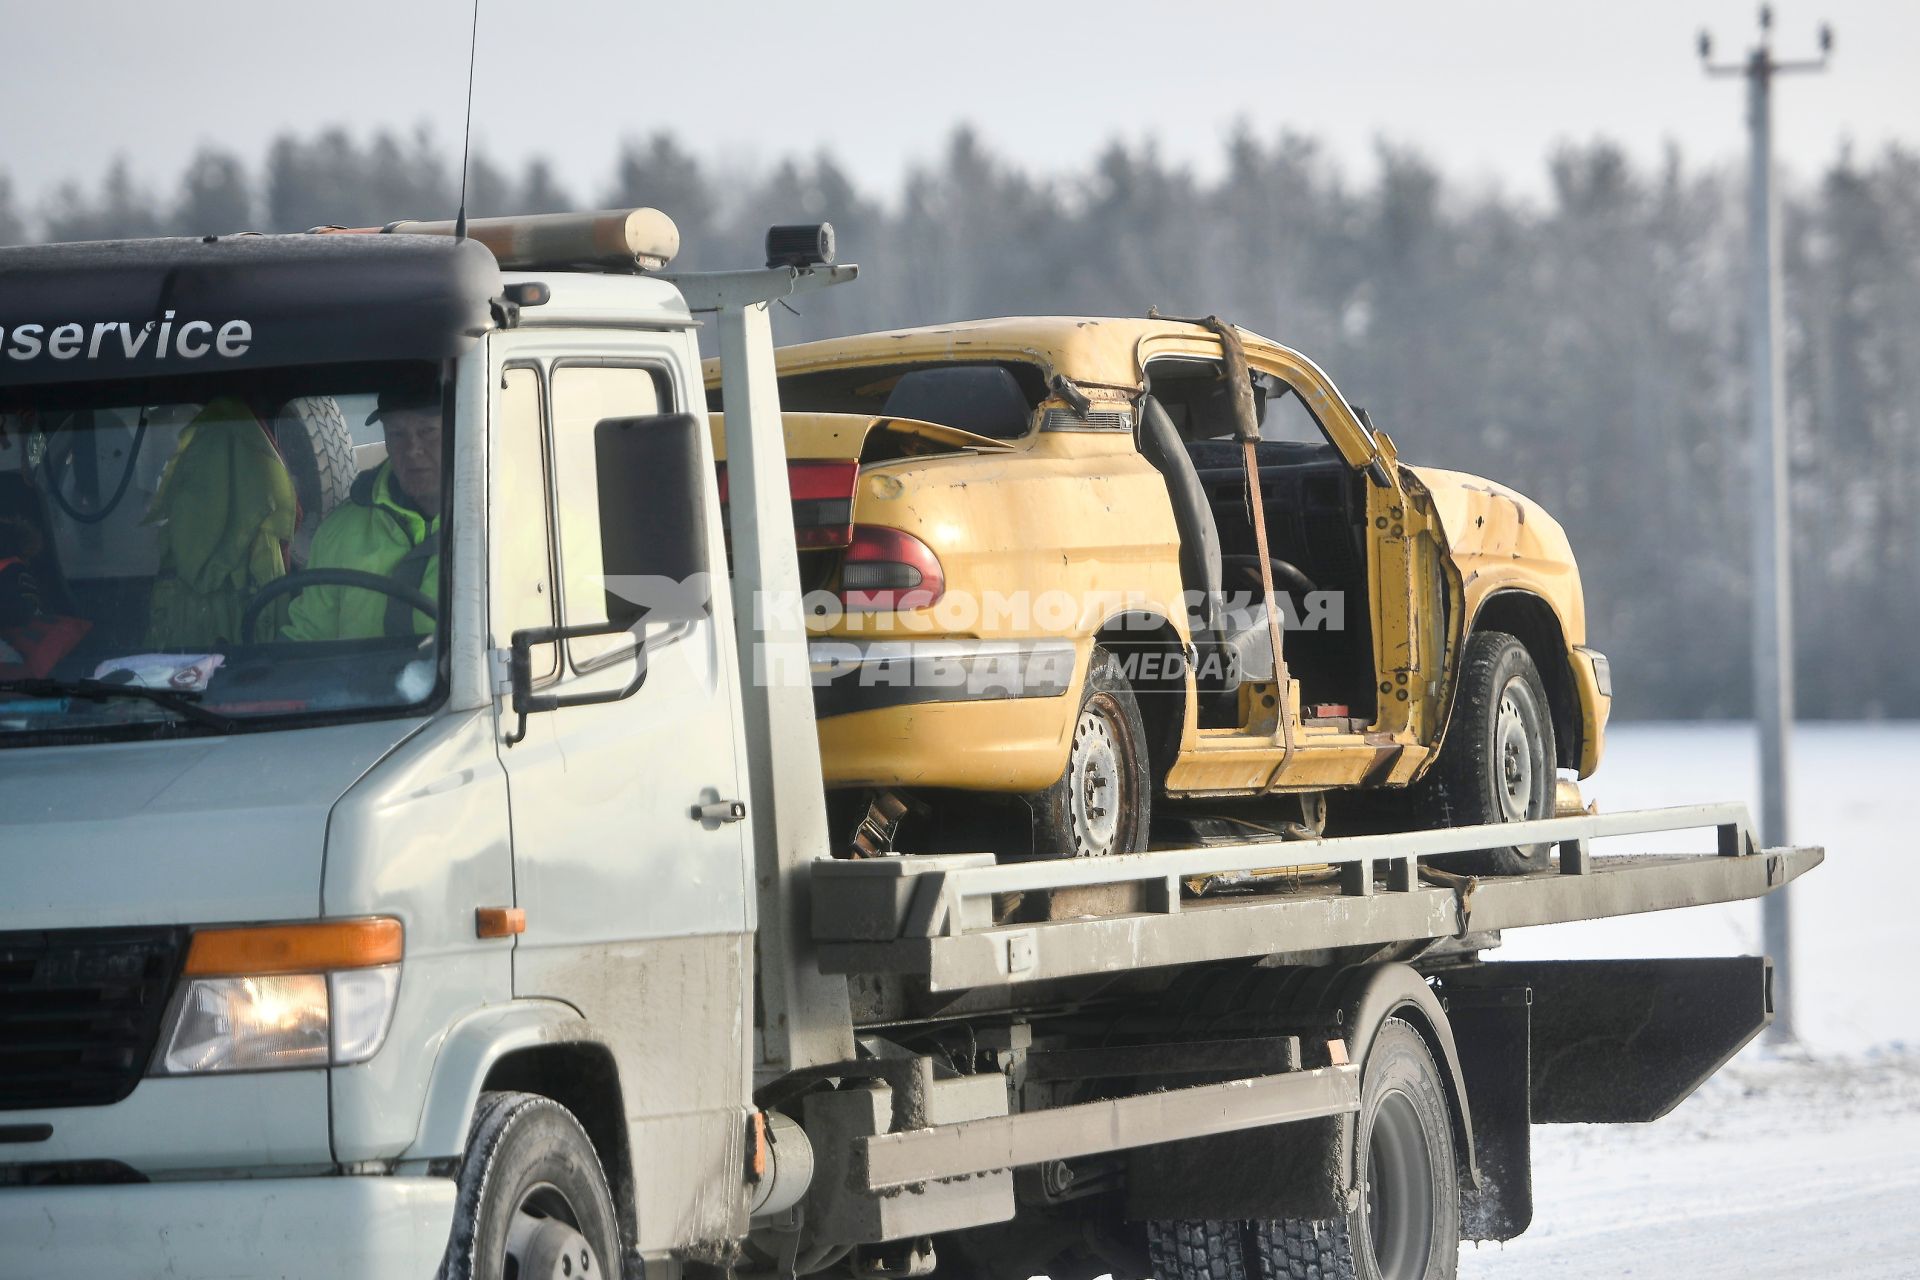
[0,361,449,744]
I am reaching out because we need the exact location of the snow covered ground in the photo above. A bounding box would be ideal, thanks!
[1494,720,1920,1055]
[1459,1050,1920,1277]
[1460,720,1920,1276]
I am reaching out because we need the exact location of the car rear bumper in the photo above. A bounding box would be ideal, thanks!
[809,638,1077,718]
[810,638,1085,791]
[0,1175,455,1280]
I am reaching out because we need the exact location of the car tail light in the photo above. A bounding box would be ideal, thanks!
[716,460,859,549]
[841,526,944,612]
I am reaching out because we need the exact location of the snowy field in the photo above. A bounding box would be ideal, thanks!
[1460,720,1920,1277]
[1460,1051,1920,1277]
[1495,720,1920,1054]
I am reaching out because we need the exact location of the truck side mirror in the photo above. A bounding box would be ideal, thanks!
[594,412,713,629]
[503,413,713,745]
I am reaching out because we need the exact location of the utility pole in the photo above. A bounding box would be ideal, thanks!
[1700,7,1831,1047]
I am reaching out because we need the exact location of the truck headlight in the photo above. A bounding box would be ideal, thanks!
[152,919,403,1076]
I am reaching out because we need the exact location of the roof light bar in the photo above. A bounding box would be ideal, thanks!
[316,207,681,272]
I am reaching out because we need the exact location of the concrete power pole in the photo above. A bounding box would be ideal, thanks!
[1700,7,1831,1047]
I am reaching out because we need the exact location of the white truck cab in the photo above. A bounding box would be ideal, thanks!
[0,213,855,1278]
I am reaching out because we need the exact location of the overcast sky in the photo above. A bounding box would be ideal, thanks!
[4,0,1911,216]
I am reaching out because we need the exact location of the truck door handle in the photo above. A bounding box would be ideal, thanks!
[692,799,748,824]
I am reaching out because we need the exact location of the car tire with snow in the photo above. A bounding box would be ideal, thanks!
[438,1090,621,1280]
[1029,644,1151,858]
[1409,630,1557,876]
[1148,1218,1250,1280]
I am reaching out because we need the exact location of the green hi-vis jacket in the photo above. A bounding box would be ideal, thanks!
[283,463,440,643]
[144,398,297,649]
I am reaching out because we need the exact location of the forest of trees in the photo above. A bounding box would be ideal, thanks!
[3,125,1916,722]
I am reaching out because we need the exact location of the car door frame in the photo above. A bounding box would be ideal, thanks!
[1133,329,1458,790]
[1238,339,1462,759]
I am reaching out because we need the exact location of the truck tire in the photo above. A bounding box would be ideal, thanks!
[440,1090,621,1280]
[1252,1020,1459,1280]
[1029,645,1151,858]
[1408,630,1556,876]
[272,396,357,568]
[1148,1219,1250,1280]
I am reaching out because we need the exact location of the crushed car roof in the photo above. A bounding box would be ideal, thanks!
[769,316,1238,391]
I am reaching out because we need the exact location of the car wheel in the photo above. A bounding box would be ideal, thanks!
[1410,630,1557,876]
[1252,1019,1460,1280]
[1029,645,1151,858]
[439,1091,622,1280]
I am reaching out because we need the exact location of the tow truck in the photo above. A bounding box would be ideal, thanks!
[0,209,1820,1280]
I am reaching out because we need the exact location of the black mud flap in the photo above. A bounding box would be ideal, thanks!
[1443,985,1533,1242]
[1443,955,1773,1123]
[1436,955,1771,1242]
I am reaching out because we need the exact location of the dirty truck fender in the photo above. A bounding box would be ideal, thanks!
[1321,963,1478,1198]
[407,998,609,1159]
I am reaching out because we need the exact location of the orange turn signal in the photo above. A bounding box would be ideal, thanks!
[475,907,526,939]
[184,918,404,976]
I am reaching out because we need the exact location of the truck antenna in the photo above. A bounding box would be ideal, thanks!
[453,0,481,241]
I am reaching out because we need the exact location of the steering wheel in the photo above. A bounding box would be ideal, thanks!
[1220,553,1319,597]
[241,569,439,641]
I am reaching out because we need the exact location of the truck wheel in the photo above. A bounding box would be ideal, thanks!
[1409,630,1556,876]
[1030,645,1151,858]
[1148,1218,1250,1280]
[1252,1020,1459,1280]
[440,1091,621,1280]
[272,396,357,568]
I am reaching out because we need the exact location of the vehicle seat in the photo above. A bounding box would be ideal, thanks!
[1137,394,1224,639]
[1217,599,1275,684]
[881,367,1032,440]
[143,399,298,647]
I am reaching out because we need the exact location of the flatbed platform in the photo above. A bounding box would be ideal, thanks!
[811,804,1822,993]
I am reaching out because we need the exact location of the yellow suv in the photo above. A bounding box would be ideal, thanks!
[709,316,1611,874]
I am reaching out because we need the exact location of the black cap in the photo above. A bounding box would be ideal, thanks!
[365,387,437,427]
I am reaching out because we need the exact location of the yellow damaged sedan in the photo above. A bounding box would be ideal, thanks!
[708,316,1611,874]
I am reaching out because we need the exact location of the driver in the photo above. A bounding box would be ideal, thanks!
[282,390,441,642]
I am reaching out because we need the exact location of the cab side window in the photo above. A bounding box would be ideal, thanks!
[494,366,557,680]
[549,364,669,669]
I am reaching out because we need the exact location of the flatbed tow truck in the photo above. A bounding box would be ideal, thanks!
[0,210,1819,1280]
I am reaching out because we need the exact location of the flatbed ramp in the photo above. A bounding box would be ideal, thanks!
[811,804,1822,992]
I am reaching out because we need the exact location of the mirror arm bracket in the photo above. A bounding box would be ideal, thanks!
[504,618,648,746]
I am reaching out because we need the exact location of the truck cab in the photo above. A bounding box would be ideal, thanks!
[0,214,850,1277]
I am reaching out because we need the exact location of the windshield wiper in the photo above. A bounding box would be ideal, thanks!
[0,677,243,733]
